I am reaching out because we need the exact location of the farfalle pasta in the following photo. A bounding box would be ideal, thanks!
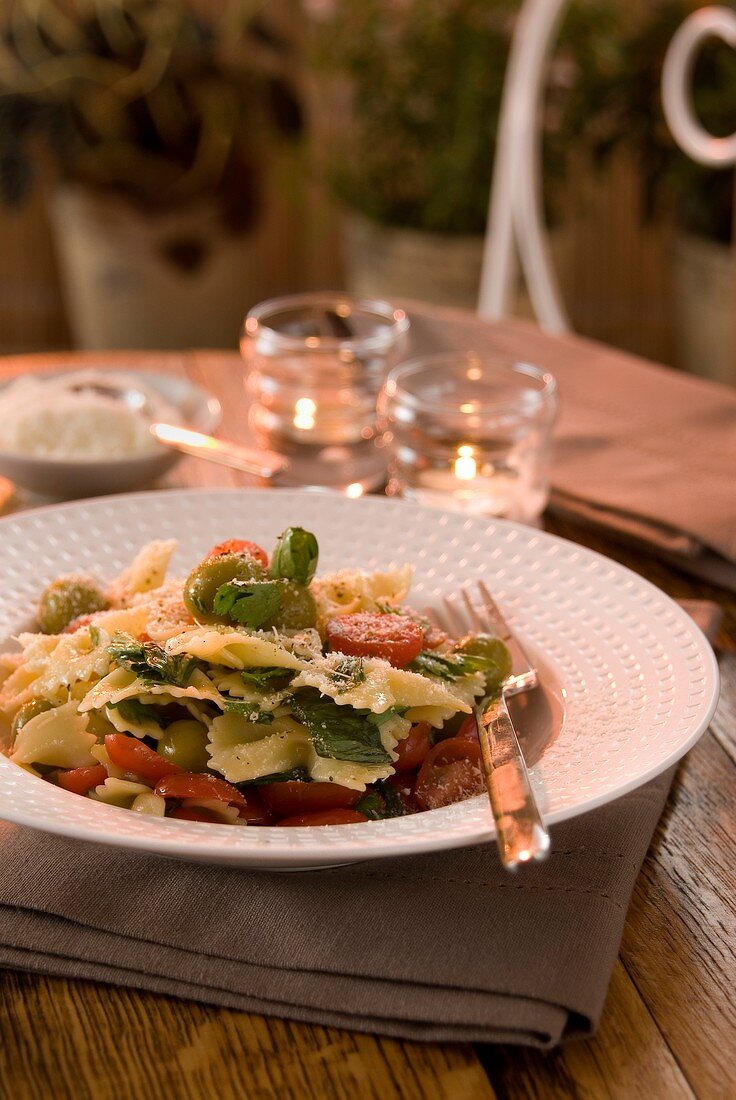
[2,527,512,826]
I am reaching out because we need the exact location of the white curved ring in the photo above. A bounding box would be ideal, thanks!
[662,7,736,168]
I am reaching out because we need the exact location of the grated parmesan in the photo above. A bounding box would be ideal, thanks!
[0,370,180,459]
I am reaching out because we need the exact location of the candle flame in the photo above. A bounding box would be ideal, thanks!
[454,444,477,481]
[293,397,317,431]
[345,482,364,498]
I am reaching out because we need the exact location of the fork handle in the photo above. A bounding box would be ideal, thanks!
[476,694,550,869]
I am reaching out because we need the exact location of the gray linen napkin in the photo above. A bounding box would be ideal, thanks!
[0,770,671,1047]
[405,304,736,589]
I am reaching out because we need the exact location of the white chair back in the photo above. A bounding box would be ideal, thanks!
[662,6,736,168]
[478,2,736,328]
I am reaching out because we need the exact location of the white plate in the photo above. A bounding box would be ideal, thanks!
[0,489,719,869]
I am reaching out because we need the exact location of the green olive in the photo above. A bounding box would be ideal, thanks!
[86,709,117,739]
[38,575,107,634]
[183,553,265,624]
[11,698,52,737]
[457,633,513,694]
[157,720,210,772]
[269,580,317,632]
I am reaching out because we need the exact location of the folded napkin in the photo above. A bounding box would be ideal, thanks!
[405,305,736,589]
[0,604,718,1047]
[0,768,671,1047]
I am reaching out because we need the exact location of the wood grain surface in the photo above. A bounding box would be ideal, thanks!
[0,329,734,1100]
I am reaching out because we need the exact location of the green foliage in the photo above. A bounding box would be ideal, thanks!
[589,1,736,243]
[310,0,622,235]
[0,0,303,227]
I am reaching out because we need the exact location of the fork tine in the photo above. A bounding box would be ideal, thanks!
[476,580,510,640]
[442,595,467,637]
[423,604,450,633]
[460,587,486,633]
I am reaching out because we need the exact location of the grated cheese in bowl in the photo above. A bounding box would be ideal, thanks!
[0,371,181,460]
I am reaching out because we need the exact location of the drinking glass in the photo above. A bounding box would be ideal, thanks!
[241,293,410,493]
[377,353,558,522]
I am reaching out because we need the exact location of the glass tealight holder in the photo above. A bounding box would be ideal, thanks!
[377,354,558,523]
[241,293,410,493]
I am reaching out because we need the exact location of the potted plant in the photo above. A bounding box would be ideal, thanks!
[592,0,735,383]
[308,0,620,311]
[0,0,303,349]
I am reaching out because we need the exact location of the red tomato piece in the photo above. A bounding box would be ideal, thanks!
[392,722,432,772]
[205,539,268,568]
[56,763,108,795]
[105,734,182,785]
[456,715,481,742]
[154,772,255,813]
[414,737,484,811]
[276,808,369,827]
[326,612,423,668]
[259,781,361,816]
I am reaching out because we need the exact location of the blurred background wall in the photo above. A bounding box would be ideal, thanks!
[0,0,733,381]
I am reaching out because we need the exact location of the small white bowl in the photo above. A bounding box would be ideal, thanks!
[0,370,221,499]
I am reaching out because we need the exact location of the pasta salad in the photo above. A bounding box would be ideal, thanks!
[1,529,511,826]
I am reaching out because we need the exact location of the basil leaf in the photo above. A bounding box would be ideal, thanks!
[108,633,203,687]
[356,781,406,820]
[240,666,294,690]
[364,706,408,727]
[269,527,319,585]
[354,790,384,819]
[213,579,282,627]
[408,651,469,680]
[409,649,503,682]
[240,767,311,786]
[327,656,366,694]
[89,625,101,647]
[109,698,165,729]
[291,690,392,765]
[222,697,274,724]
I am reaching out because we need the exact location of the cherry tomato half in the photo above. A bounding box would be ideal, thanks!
[154,772,269,823]
[414,737,484,811]
[326,612,423,668]
[205,539,268,568]
[392,722,432,772]
[276,809,369,827]
[105,734,182,785]
[456,715,481,742]
[259,781,361,816]
[57,763,108,795]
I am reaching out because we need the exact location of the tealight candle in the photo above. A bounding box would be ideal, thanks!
[377,354,558,523]
[241,294,409,491]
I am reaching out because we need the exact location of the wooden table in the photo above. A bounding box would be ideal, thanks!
[1,329,734,1100]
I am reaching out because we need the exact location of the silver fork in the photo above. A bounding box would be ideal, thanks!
[429,580,550,870]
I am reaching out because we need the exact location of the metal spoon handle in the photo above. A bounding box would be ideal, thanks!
[476,694,550,869]
[151,423,289,480]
